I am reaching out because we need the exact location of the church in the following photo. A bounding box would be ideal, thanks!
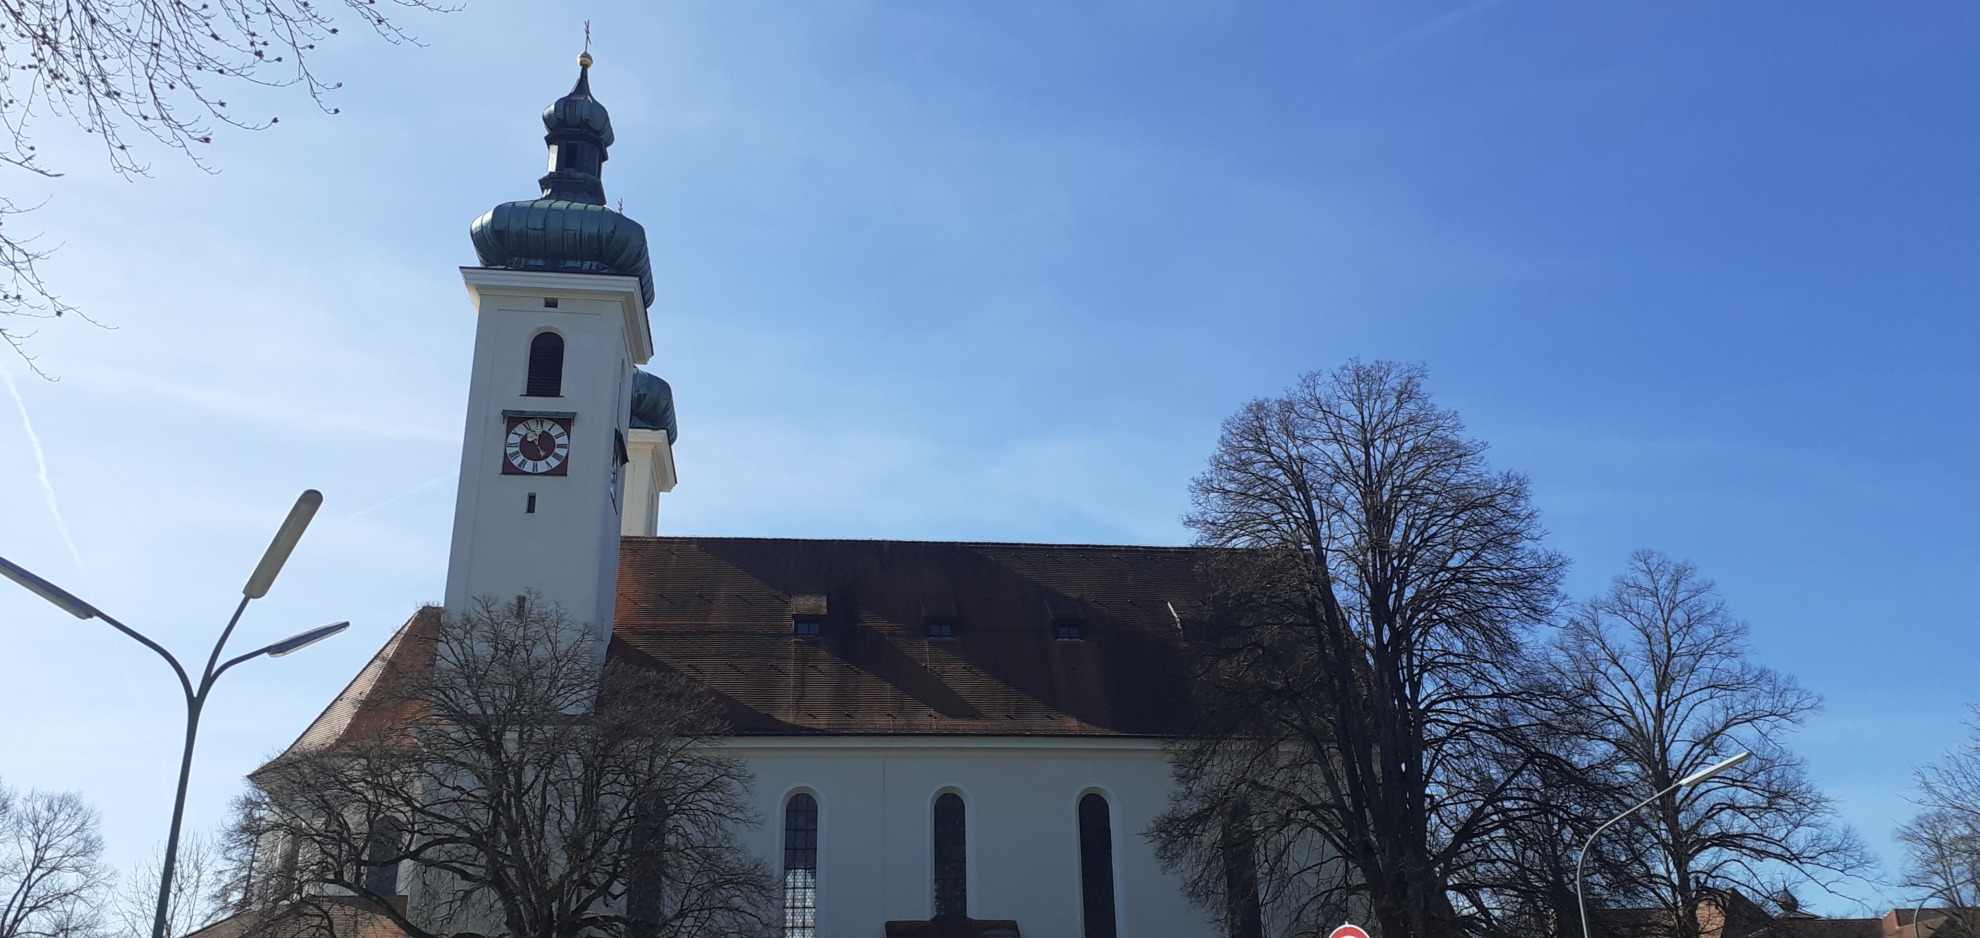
[272,56,1227,938]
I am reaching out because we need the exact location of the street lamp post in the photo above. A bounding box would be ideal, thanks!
[1576,751,1755,938]
[1909,884,1969,938]
[0,489,349,938]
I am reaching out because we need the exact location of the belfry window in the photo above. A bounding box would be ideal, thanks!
[783,793,818,938]
[525,332,564,397]
[932,792,967,917]
[1077,794,1117,938]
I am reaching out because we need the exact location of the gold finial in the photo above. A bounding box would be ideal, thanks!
[577,51,593,68]
[578,21,593,68]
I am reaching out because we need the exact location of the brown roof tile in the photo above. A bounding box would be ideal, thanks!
[275,538,1214,760]
[612,537,1210,737]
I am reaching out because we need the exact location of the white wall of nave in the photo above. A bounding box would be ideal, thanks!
[730,736,1216,938]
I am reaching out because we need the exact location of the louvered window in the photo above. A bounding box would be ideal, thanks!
[1078,794,1117,938]
[783,793,819,938]
[525,332,564,397]
[933,793,967,917]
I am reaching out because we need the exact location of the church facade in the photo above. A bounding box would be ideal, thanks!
[283,59,1228,938]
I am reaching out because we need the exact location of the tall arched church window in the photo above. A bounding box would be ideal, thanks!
[626,802,667,938]
[362,816,405,897]
[1220,811,1264,938]
[783,793,818,938]
[1077,794,1118,938]
[932,792,967,918]
[525,332,564,397]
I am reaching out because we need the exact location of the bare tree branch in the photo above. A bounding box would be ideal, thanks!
[0,0,453,373]
[1152,360,1567,938]
[1898,705,1980,935]
[1554,551,1871,938]
[232,598,774,938]
[0,778,110,938]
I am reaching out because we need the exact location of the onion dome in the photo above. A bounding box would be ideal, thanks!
[469,53,656,307]
[629,370,677,444]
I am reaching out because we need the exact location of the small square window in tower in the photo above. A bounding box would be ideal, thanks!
[925,616,958,641]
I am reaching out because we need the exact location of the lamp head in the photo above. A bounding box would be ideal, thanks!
[266,621,350,658]
[1679,751,1754,787]
[244,490,322,599]
[0,555,100,620]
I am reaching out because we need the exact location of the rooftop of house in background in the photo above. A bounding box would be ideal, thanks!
[1598,891,1979,938]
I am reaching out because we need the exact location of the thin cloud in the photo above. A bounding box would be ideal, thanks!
[1,365,83,569]
[1358,0,1507,64]
[348,470,457,520]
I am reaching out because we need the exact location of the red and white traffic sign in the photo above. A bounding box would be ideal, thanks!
[1328,924,1371,938]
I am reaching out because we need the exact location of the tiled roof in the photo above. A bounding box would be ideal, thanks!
[272,537,1215,762]
[263,608,437,770]
[182,899,411,938]
[611,537,1211,737]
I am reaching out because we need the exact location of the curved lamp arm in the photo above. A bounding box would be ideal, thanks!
[1578,752,1754,938]
[1910,883,1969,938]
[212,622,350,682]
[0,554,194,699]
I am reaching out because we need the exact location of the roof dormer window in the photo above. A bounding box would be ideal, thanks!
[791,594,827,639]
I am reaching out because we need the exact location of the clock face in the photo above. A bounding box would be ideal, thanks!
[503,416,572,475]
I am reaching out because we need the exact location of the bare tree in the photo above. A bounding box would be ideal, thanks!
[1897,706,1980,936]
[1152,360,1567,938]
[0,0,449,374]
[235,598,774,938]
[1556,551,1868,938]
[110,833,230,938]
[0,778,110,938]
[1448,713,1653,938]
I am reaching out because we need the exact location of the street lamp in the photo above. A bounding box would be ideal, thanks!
[0,489,348,938]
[1909,884,1970,938]
[1577,751,1755,938]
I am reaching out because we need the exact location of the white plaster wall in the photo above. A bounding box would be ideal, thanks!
[444,269,652,661]
[729,736,1217,938]
[619,429,675,537]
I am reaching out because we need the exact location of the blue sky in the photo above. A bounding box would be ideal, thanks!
[1,0,1974,917]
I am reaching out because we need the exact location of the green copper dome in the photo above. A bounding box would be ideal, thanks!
[470,59,655,307]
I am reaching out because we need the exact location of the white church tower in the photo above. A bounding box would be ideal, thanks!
[443,53,677,661]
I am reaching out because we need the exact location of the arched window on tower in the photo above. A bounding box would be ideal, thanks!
[932,792,967,918]
[782,793,818,938]
[1077,794,1118,938]
[525,332,564,397]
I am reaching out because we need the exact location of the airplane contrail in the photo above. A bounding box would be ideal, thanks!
[1358,0,1506,64]
[348,470,457,520]
[1,365,83,569]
